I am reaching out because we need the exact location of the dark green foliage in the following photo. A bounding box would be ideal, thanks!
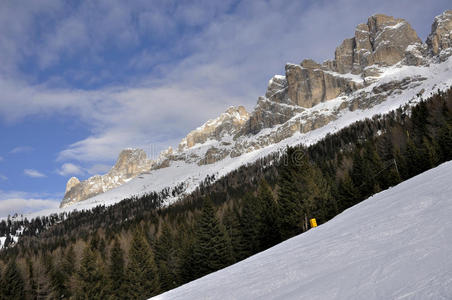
[257,180,281,249]
[124,227,160,299]
[62,245,76,277]
[278,147,333,238]
[76,246,106,299]
[27,258,37,299]
[1,259,25,300]
[154,223,179,291]
[222,206,241,262]
[192,198,234,278]
[438,124,452,160]
[108,239,125,298]
[237,193,261,260]
[277,147,306,239]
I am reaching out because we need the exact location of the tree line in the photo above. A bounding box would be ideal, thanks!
[0,87,451,299]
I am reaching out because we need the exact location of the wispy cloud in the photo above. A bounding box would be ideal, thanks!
[0,174,7,180]
[56,163,84,177]
[0,0,449,170]
[10,146,33,154]
[0,190,59,218]
[24,169,46,178]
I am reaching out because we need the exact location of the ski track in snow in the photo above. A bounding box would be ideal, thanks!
[152,161,452,300]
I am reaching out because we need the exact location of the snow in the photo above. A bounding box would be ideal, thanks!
[153,161,452,300]
[5,56,452,222]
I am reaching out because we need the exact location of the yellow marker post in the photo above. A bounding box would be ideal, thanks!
[309,218,317,228]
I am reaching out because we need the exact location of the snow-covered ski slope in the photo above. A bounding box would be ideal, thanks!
[153,161,452,300]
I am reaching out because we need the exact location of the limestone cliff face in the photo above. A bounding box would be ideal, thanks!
[333,14,424,74]
[427,10,452,60]
[178,106,249,151]
[60,149,152,207]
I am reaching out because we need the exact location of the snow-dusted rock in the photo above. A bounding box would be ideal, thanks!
[60,149,152,207]
[427,10,452,60]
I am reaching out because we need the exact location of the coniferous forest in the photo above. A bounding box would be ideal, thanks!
[0,87,451,299]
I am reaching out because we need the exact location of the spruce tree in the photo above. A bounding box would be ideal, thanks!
[76,245,106,299]
[192,197,234,278]
[277,147,306,239]
[438,124,452,161]
[108,238,125,298]
[257,180,281,250]
[1,259,25,300]
[124,227,160,299]
[34,255,53,299]
[155,223,179,291]
[222,207,242,262]
[337,174,360,212]
[237,193,260,260]
[27,258,38,299]
[62,245,75,277]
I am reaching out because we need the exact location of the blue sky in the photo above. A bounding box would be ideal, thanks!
[0,0,450,217]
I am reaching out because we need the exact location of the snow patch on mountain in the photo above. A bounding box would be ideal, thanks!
[11,55,452,221]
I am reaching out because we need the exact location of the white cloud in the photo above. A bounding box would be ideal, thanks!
[56,163,84,177]
[24,169,46,178]
[0,190,59,218]
[10,146,33,154]
[0,0,449,170]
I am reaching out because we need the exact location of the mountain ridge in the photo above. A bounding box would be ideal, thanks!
[60,10,452,208]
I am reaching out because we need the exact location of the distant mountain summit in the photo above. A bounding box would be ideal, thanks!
[61,149,152,207]
[61,10,452,208]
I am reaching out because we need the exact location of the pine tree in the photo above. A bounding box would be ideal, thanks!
[62,245,76,277]
[76,245,106,299]
[108,238,125,299]
[1,259,25,300]
[222,206,241,262]
[27,258,38,299]
[192,197,234,278]
[155,223,179,291]
[337,174,360,212]
[257,180,281,250]
[438,124,452,161]
[237,193,260,260]
[277,147,306,239]
[124,227,160,299]
[33,255,53,299]
[179,230,196,284]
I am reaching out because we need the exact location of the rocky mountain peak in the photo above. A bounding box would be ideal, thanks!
[65,177,80,194]
[334,14,423,75]
[427,10,452,60]
[60,148,152,207]
[178,105,249,151]
[110,148,152,176]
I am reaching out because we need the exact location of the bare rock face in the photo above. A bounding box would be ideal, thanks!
[60,149,152,207]
[65,177,80,194]
[285,63,362,108]
[335,14,423,74]
[178,106,249,151]
[427,10,452,60]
